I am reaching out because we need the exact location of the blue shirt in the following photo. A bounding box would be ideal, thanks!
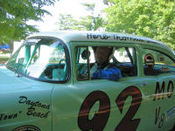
[92,66,122,81]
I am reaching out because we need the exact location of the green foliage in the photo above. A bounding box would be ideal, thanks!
[58,14,78,30]
[105,0,175,49]
[58,3,104,31]
[58,14,104,31]
[0,0,55,43]
[82,3,95,11]
[71,15,104,31]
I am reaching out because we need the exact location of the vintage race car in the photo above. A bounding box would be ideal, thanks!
[0,31,175,131]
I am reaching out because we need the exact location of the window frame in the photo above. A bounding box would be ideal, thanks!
[142,47,175,76]
[75,43,138,81]
[6,37,71,84]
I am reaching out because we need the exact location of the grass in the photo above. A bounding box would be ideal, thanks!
[0,58,9,63]
[0,55,10,64]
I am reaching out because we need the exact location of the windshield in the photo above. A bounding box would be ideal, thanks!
[7,37,69,82]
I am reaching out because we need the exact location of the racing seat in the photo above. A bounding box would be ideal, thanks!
[52,64,67,80]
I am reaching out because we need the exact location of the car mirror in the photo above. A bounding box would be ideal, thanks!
[81,49,90,60]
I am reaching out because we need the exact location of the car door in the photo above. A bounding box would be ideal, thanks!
[76,44,157,131]
[52,43,158,131]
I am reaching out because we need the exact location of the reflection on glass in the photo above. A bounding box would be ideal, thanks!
[7,38,67,82]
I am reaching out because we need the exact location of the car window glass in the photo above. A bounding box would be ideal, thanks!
[16,46,26,65]
[7,39,68,82]
[76,46,137,81]
[8,45,33,72]
[76,47,94,80]
[78,47,95,64]
[143,49,175,76]
[27,43,67,81]
[113,47,137,77]
[113,47,132,63]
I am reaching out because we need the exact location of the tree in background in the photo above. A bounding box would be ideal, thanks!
[58,14,78,30]
[0,0,55,43]
[105,0,175,49]
[58,3,104,31]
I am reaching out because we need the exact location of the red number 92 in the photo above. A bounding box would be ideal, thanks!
[78,86,142,131]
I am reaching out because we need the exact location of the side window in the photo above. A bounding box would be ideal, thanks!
[113,47,137,77]
[76,47,95,80]
[76,46,137,81]
[143,49,175,76]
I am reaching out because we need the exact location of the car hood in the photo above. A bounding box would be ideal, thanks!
[0,66,39,91]
[0,66,24,83]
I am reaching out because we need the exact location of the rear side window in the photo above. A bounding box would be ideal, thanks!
[143,49,175,76]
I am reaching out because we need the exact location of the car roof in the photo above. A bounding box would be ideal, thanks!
[27,31,174,54]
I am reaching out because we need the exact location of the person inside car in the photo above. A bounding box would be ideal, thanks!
[144,53,162,75]
[91,46,122,81]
